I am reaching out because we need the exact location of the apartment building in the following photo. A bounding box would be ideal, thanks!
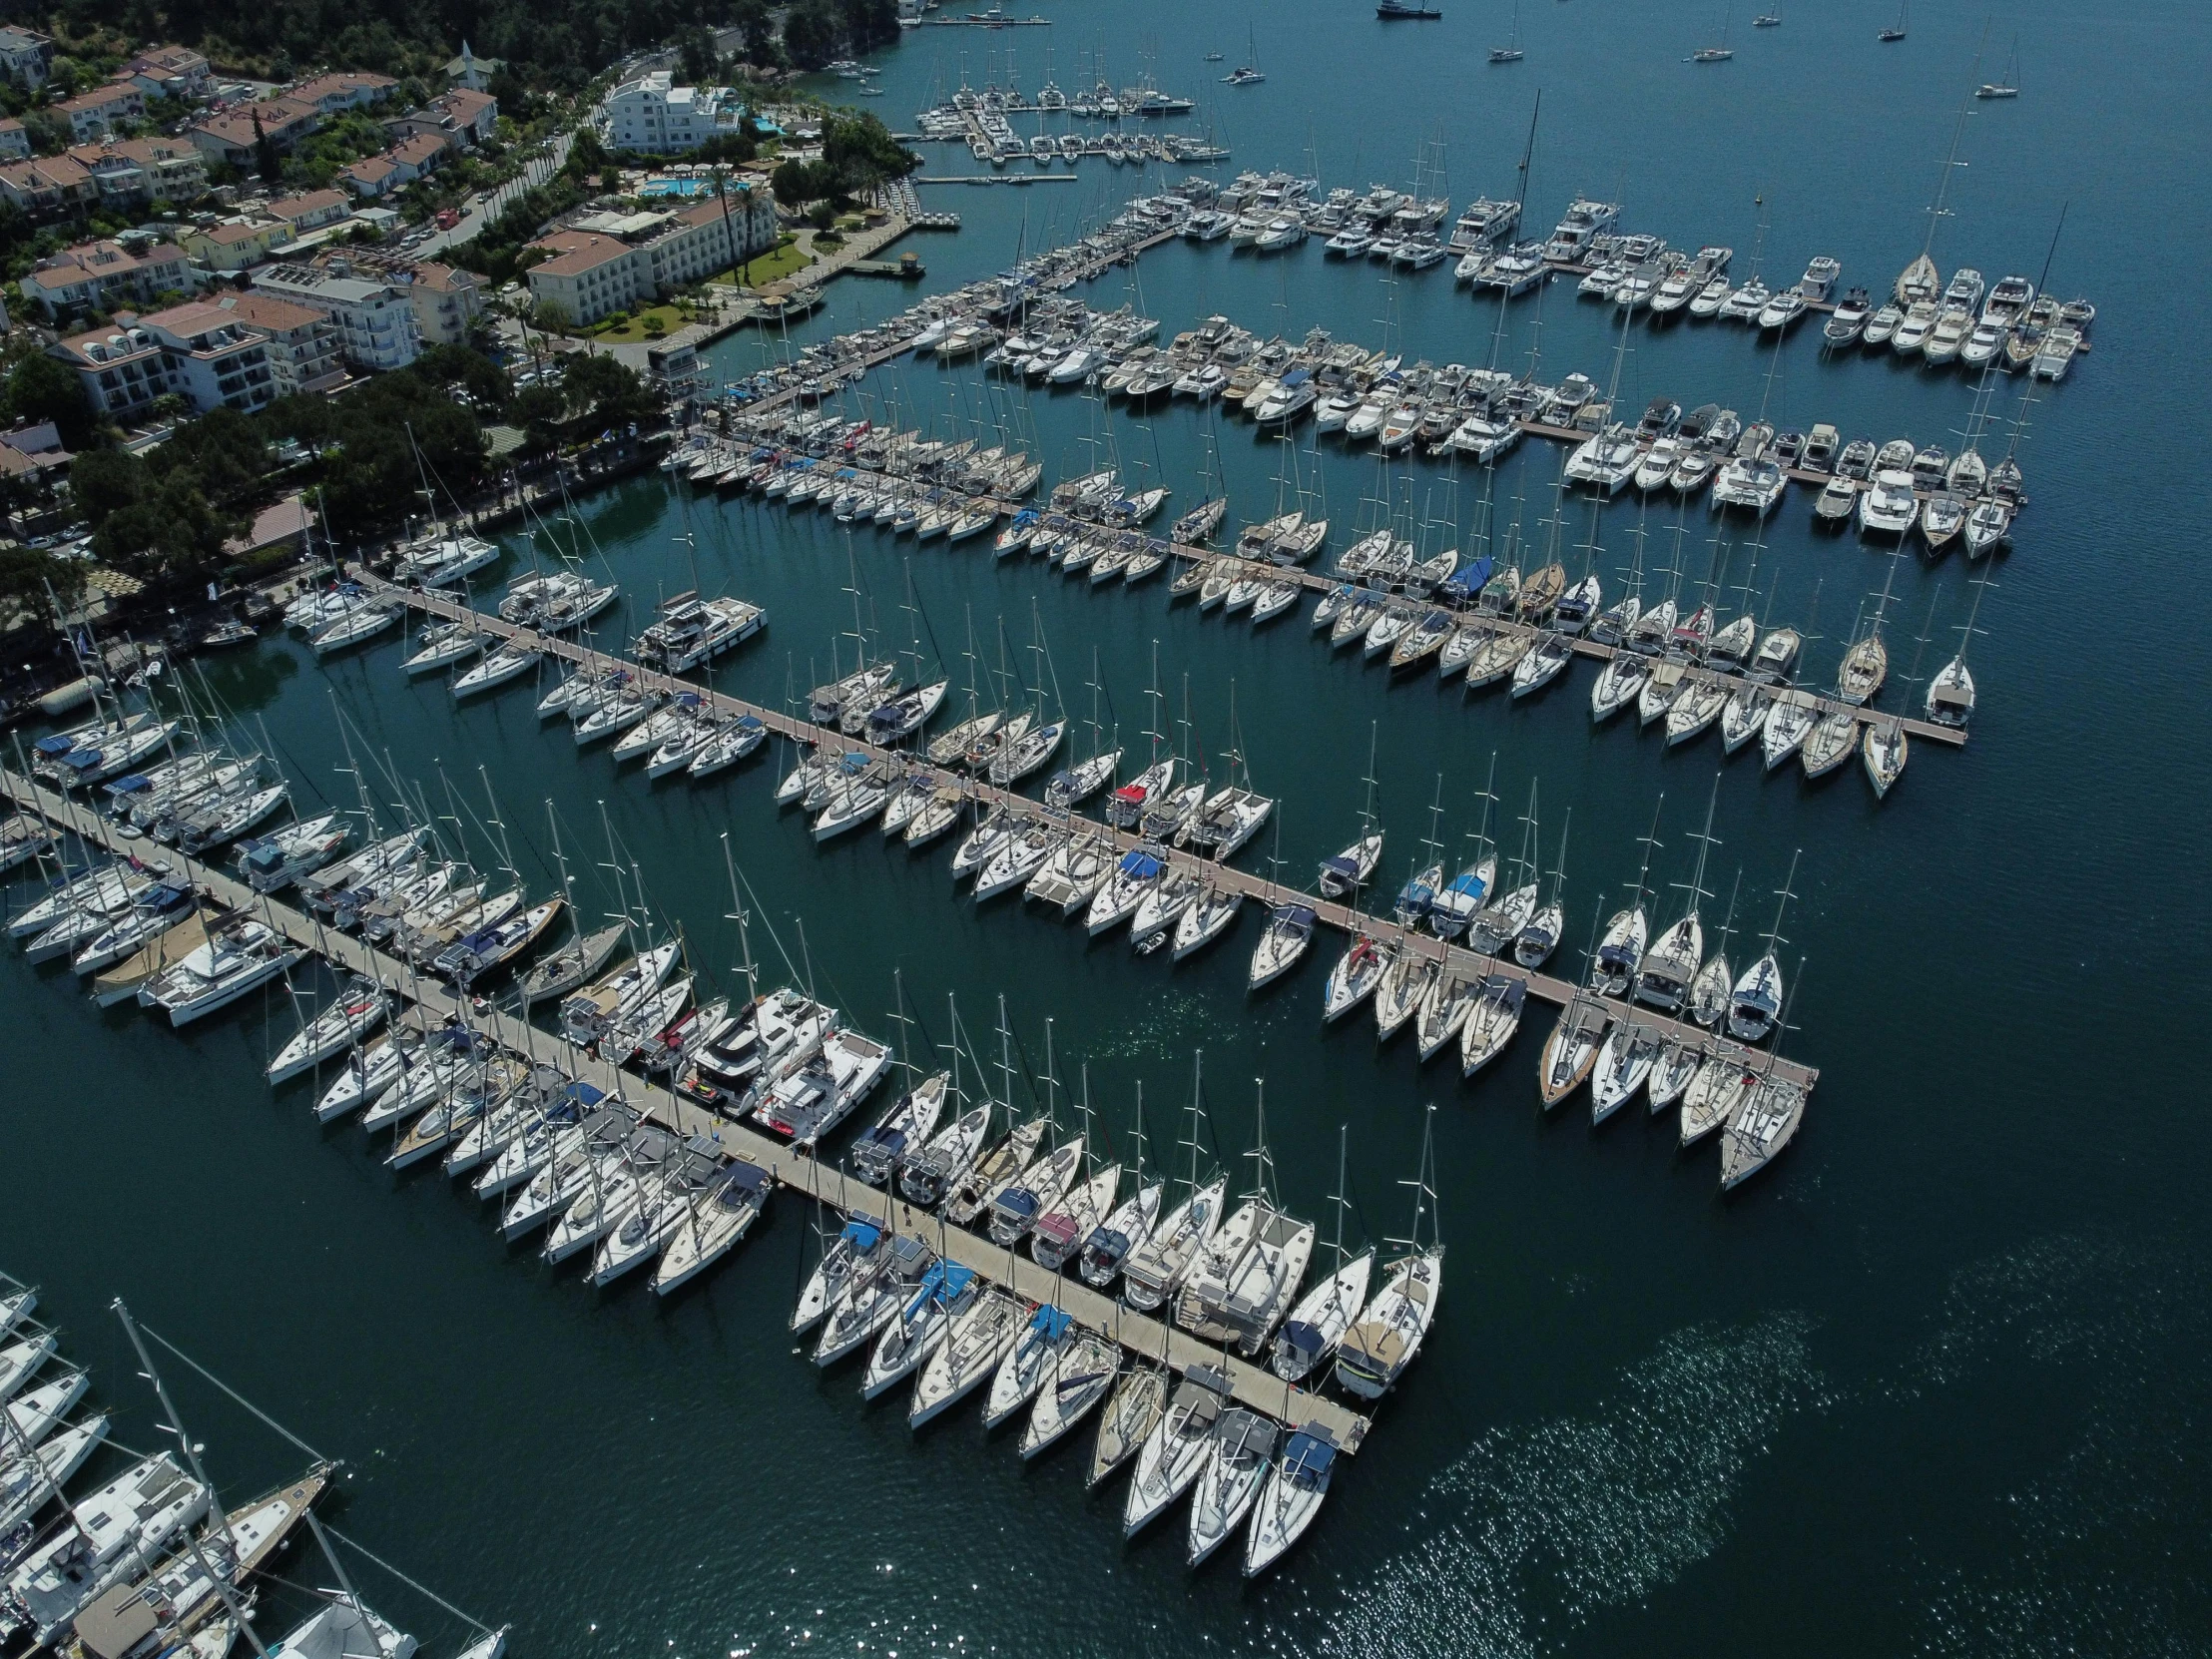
[17,237,196,321]
[215,291,345,395]
[0,27,53,91]
[59,81,145,143]
[253,262,422,370]
[50,301,276,419]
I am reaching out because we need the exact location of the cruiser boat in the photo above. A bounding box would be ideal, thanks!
[141,917,299,1026]
[1857,470,1920,536]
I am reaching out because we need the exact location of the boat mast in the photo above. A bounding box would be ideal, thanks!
[111,1299,276,1658]
[1675,773,1722,929]
[1392,1103,1440,1258]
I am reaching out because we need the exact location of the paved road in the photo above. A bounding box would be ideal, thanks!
[414,131,576,260]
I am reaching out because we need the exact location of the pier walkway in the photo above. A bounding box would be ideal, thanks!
[676,455,1962,751]
[364,577,1819,1094]
[1,768,1372,1451]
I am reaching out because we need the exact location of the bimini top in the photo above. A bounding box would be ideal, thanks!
[1283,1427,1338,1483]
[33,734,76,757]
[1027,1304,1074,1342]
[722,1160,774,1198]
[1117,849,1163,878]
[839,1218,883,1253]
[1270,903,1319,930]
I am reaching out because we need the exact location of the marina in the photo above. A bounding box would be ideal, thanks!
[5,0,2198,1648]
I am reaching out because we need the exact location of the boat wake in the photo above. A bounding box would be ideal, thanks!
[1315,1313,1825,1658]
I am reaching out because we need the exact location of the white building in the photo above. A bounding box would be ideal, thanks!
[523,190,778,327]
[598,71,748,155]
[252,263,422,371]
[50,300,276,420]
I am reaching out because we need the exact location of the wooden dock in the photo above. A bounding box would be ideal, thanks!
[357,578,1818,1095]
[683,452,1963,752]
[0,767,1373,1451]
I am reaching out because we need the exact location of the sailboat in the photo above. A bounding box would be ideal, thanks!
[1925,573,1985,729]
[1222,24,1265,83]
[1634,777,1719,1016]
[1489,0,1524,61]
[1727,849,1797,1044]
[1270,1126,1375,1383]
[1976,36,2019,97]
[1692,0,1735,60]
[1318,723,1384,898]
[1879,0,1908,41]
[1335,1106,1444,1400]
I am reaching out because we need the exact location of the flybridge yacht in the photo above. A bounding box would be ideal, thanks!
[1542,198,1621,264]
[632,592,766,671]
[1447,196,1520,253]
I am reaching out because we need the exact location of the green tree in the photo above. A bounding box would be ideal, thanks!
[67,445,147,528]
[93,472,237,581]
[252,111,280,187]
[560,353,651,429]
[6,353,98,450]
[782,0,841,71]
[0,544,85,621]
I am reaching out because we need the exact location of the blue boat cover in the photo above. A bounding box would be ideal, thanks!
[939,1263,975,1297]
[1321,854,1360,876]
[245,845,284,872]
[994,1188,1041,1222]
[1029,1305,1073,1340]
[1443,870,1488,899]
[33,735,74,757]
[1276,903,1319,928]
[63,750,104,772]
[1118,849,1162,877]
[840,1219,882,1252]
[106,774,150,796]
[565,1081,606,1107]
[1278,1320,1324,1359]
[1284,1428,1337,1480]
[735,714,765,731]
[725,1160,773,1195]
[1454,554,1494,591]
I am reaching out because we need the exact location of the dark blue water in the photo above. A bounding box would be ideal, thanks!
[5,2,2209,1654]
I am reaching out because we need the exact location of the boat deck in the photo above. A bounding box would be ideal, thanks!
[0,769,1374,1452]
